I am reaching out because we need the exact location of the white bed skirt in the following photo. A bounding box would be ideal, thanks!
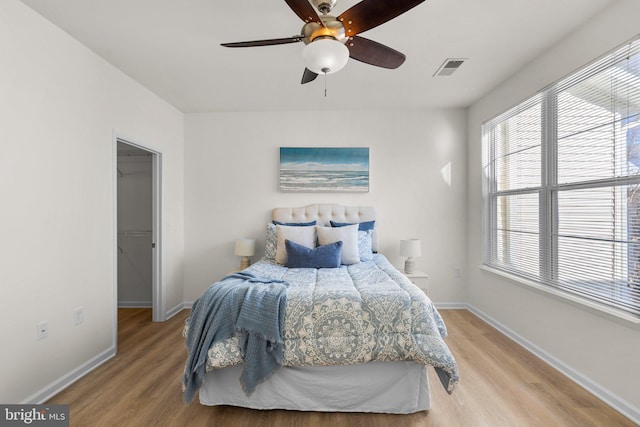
[199,361,431,414]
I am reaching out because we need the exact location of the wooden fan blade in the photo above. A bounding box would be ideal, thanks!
[284,0,324,25]
[338,0,425,36]
[301,68,318,84]
[346,36,405,69]
[221,36,303,48]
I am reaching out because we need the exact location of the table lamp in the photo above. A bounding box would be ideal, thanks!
[234,238,256,270]
[400,239,422,274]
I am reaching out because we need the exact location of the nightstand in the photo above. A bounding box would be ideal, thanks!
[403,269,429,295]
[226,268,243,276]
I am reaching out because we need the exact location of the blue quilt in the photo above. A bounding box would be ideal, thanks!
[196,254,459,395]
[182,272,288,403]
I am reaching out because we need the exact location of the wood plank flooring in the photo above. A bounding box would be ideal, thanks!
[47,308,636,426]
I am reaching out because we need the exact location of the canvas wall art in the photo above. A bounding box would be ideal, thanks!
[279,147,369,192]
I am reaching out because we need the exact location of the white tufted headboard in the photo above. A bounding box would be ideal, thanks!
[272,204,377,251]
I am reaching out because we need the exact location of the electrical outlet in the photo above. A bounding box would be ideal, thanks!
[454,267,462,278]
[37,321,48,340]
[74,307,84,326]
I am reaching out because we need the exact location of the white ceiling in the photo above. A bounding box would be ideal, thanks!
[20,0,614,113]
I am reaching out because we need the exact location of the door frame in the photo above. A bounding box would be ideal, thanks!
[112,132,165,350]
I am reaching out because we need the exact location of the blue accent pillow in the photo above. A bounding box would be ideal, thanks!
[273,220,317,226]
[330,220,375,231]
[285,239,343,269]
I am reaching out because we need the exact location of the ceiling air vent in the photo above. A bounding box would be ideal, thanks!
[433,58,466,77]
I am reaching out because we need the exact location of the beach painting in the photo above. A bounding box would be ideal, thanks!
[279,147,369,192]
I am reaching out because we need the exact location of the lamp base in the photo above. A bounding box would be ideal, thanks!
[404,258,415,275]
[239,257,251,270]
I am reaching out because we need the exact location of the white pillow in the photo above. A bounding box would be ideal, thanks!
[275,225,316,265]
[316,224,360,265]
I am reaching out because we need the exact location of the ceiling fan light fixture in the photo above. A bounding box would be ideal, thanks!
[302,38,349,75]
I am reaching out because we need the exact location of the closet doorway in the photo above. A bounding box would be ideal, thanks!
[115,138,163,324]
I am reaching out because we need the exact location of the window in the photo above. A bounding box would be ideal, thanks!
[483,36,640,317]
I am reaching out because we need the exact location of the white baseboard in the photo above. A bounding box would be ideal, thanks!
[117,300,152,308]
[465,304,640,425]
[166,301,187,319]
[434,302,468,310]
[23,346,116,404]
[117,301,186,320]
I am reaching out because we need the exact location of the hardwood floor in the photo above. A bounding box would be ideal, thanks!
[47,308,636,426]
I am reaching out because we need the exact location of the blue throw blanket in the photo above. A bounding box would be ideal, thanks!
[182,272,288,403]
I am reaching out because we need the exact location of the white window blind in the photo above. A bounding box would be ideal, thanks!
[483,36,640,316]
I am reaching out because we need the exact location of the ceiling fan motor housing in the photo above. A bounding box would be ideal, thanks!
[302,15,347,44]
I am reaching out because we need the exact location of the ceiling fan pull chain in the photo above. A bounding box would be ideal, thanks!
[324,74,327,97]
[322,68,329,97]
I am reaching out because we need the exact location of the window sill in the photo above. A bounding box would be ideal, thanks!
[479,265,640,331]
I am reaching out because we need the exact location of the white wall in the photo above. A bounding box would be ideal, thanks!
[0,0,184,403]
[184,109,467,303]
[467,0,640,420]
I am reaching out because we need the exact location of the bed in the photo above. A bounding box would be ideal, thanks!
[183,204,458,414]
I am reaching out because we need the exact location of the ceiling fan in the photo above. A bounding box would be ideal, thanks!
[221,0,426,84]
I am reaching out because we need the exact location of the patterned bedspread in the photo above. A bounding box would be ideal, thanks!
[202,254,458,392]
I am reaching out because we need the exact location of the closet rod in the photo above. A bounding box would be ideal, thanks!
[117,152,152,157]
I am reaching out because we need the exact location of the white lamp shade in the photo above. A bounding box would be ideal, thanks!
[399,239,422,258]
[234,239,256,257]
[302,38,349,75]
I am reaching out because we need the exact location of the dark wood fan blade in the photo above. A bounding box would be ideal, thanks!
[221,36,303,48]
[338,0,425,36]
[284,0,324,24]
[346,36,405,69]
[301,68,318,84]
